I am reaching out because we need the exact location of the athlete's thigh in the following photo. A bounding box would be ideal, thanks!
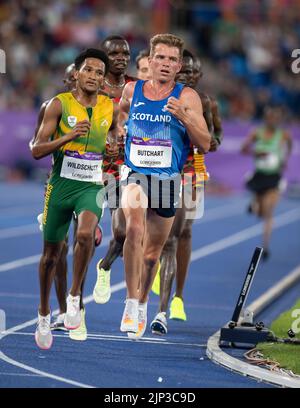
[145,210,175,252]
[74,185,104,221]
[112,207,126,239]
[121,183,148,219]
[43,184,73,243]
[76,210,99,234]
[169,206,186,238]
[261,189,279,217]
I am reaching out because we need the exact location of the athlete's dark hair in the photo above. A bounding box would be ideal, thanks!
[101,35,128,48]
[74,48,109,75]
[183,49,194,60]
[135,49,150,69]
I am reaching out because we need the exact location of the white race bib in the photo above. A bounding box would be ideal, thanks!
[129,137,172,168]
[256,153,279,171]
[60,150,103,182]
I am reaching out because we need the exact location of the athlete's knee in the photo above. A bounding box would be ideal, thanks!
[76,229,94,246]
[180,223,192,240]
[61,240,69,257]
[108,237,123,253]
[144,253,160,272]
[162,235,177,253]
[41,252,60,270]
[125,220,144,246]
[113,224,126,243]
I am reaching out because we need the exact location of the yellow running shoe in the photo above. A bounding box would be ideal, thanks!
[69,309,87,341]
[151,261,161,296]
[93,259,111,304]
[169,296,187,321]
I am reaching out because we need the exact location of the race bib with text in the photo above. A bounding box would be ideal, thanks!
[60,150,103,182]
[129,137,172,168]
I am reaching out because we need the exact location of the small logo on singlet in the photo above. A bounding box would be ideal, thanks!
[100,119,108,126]
[134,102,145,107]
[67,116,77,127]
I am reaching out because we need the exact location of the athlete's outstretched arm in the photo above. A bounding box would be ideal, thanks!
[166,87,211,152]
[241,131,257,155]
[32,98,91,160]
[118,81,136,130]
[281,130,293,170]
[106,105,120,158]
[29,101,48,151]
[200,93,219,153]
[211,97,223,146]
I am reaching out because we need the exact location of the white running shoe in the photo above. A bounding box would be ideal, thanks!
[69,309,87,341]
[150,312,168,335]
[64,294,81,330]
[35,312,53,350]
[50,313,68,331]
[127,302,147,340]
[120,298,139,333]
[93,259,111,304]
[37,213,43,232]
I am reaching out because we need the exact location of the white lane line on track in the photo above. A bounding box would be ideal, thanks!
[0,282,127,388]
[11,332,206,348]
[0,372,42,377]
[0,292,41,299]
[0,235,111,273]
[1,206,300,387]
[191,207,300,261]
[1,281,127,338]
[0,352,95,388]
[0,224,38,240]
[0,254,41,273]
[0,207,42,217]
[0,200,246,240]
[2,207,299,274]
[194,201,247,225]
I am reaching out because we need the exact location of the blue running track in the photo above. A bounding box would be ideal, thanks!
[0,182,299,388]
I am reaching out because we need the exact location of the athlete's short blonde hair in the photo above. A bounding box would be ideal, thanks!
[150,34,184,59]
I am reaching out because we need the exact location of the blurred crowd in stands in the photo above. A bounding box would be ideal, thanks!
[0,0,300,121]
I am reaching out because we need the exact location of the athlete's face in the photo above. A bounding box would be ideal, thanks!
[149,44,182,83]
[264,108,281,129]
[63,66,76,91]
[75,58,105,94]
[190,58,202,88]
[104,40,130,75]
[176,56,194,86]
[137,57,151,80]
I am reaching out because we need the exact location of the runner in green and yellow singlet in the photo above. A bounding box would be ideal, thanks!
[241,107,292,260]
[31,48,117,350]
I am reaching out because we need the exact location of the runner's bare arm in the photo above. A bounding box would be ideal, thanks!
[241,130,257,155]
[211,97,223,146]
[283,130,293,156]
[106,106,120,158]
[118,81,136,130]
[201,93,213,133]
[166,87,211,152]
[281,130,293,170]
[32,98,91,160]
[29,101,48,150]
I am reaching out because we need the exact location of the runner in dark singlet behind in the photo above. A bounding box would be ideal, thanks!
[93,36,136,304]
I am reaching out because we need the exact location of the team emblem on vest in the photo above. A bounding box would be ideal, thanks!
[67,116,77,127]
[100,119,108,127]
